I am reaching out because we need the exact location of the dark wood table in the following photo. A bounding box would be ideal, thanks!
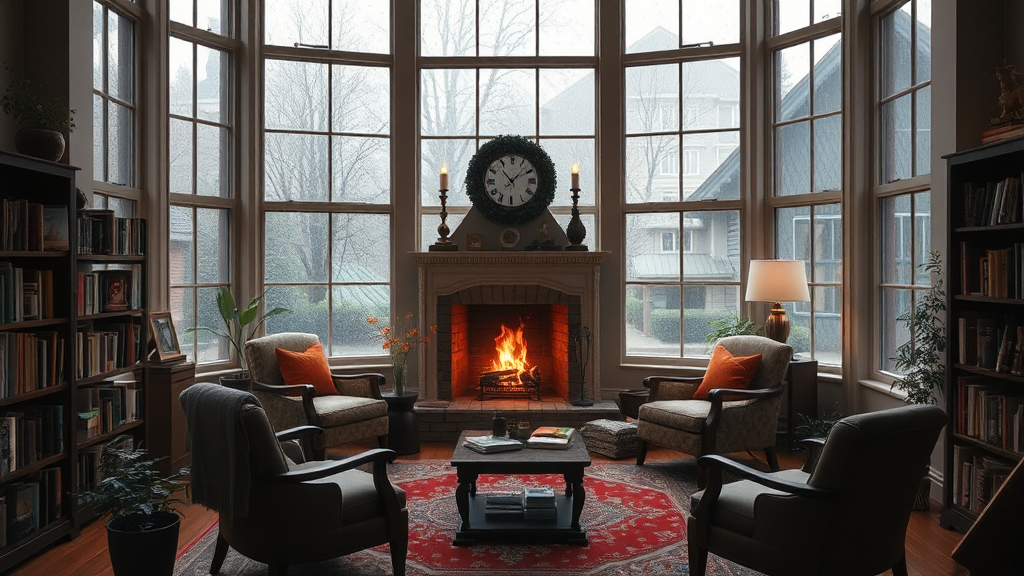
[381,391,420,455]
[450,430,592,546]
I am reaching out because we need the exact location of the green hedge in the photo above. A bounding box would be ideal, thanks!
[649,308,736,343]
[626,296,644,328]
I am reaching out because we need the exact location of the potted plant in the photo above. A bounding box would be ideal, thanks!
[704,313,765,353]
[890,250,946,509]
[1,64,75,161]
[76,447,189,576]
[185,287,291,389]
[367,312,436,396]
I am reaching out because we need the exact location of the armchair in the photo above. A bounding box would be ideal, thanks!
[635,335,792,472]
[180,383,408,576]
[244,332,389,450]
[687,404,946,576]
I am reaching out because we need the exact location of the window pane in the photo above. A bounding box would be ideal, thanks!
[684,211,740,282]
[197,207,230,284]
[421,213,466,250]
[813,203,842,283]
[626,135,679,203]
[169,118,193,194]
[880,287,912,373]
[480,0,535,56]
[265,285,329,345]
[332,0,389,54]
[540,69,595,136]
[421,69,475,136]
[782,300,812,358]
[196,286,230,362]
[169,38,193,117]
[479,69,535,136]
[776,0,810,36]
[683,59,740,130]
[881,3,913,98]
[265,212,329,283]
[332,213,391,283]
[264,60,328,132]
[813,286,841,364]
[169,0,193,27]
[421,0,476,56]
[812,35,841,115]
[814,0,841,22]
[196,123,229,197]
[914,191,932,286]
[169,205,194,284]
[93,2,103,91]
[540,138,596,206]
[551,213,595,243]
[108,101,133,187]
[682,0,739,46]
[813,115,841,192]
[683,285,739,356]
[421,138,475,205]
[332,65,390,135]
[108,10,134,105]
[197,0,228,35]
[171,286,196,361]
[626,64,679,134]
[776,206,811,267]
[777,42,810,122]
[331,136,390,203]
[626,213,680,282]
[881,94,912,183]
[775,121,810,196]
[332,285,390,356]
[107,197,135,218]
[682,133,739,200]
[265,0,328,48]
[916,0,932,84]
[625,284,681,356]
[916,86,931,175]
[539,0,594,56]
[264,132,328,202]
[625,0,677,54]
[93,95,105,181]
[196,45,225,124]
[881,194,913,285]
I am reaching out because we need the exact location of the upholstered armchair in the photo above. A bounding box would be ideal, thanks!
[244,332,389,450]
[180,383,408,576]
[635,335,792,472]
[687,404,946,576]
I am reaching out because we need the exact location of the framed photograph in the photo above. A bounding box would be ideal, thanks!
[466,234,484,250]
[149,311,185,363]
[99,271,132,312]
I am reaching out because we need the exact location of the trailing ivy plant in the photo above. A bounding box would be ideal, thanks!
[704,313,764,353]
[890,251,946,404]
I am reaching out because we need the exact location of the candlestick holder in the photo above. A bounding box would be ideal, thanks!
[429,187,458,251]
[565,187,589,251]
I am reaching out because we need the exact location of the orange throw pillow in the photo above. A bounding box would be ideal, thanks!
[275,343,337,396]
[692,344,762,400]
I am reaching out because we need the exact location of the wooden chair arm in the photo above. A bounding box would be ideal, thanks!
[263,448,398,484]
[703,385,785,454]
[250,381,320,425]
[696,454,838,501]
[643,375,703,401]
[275,426,325,460]
[798,437,827,473]
[331,372,386,400]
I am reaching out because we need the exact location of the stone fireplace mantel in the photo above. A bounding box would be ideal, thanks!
[415,251,610,401]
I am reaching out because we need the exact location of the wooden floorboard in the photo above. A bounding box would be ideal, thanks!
[7,443,964,576]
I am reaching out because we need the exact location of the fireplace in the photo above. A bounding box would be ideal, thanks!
[416,252,608,403]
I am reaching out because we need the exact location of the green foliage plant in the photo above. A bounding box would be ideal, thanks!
[76,448,188,531]
[1,64,75,132]
[185,288,291,372]
[794,408,845,439]
[704,313,765,353]
[890,251,946,405]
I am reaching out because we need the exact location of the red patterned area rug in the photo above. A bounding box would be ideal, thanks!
[173,459,763,576]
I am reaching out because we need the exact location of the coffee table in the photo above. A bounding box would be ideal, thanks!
[450,430,591,546]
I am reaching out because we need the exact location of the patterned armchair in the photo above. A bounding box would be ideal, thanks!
[635,335,792,474]
[244,332,389,450]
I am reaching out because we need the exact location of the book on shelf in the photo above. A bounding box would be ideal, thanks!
[77,210,146,256]
[0,263,55,324]
[530,426,575,439]
[0,331,64,397]
[41,206,68,251]
[977,317,1000,371]
[525,434,576,450]
[523,486,556,507]
[0,199,56,252]
[484,492,524,518]
[462,435,524,454]
[5,481,39,543]
[962,177,1023,227]
[980,123,1024,145]
[77,264,142,316]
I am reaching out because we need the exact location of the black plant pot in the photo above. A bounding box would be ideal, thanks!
[220,371,252,391]
[106,512,180,576]
[15,128,65,162]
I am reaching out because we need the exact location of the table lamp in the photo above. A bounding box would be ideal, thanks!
[744,260,811,344]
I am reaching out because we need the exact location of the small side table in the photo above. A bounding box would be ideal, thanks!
[782,358,818,451]
[382,392,420,455]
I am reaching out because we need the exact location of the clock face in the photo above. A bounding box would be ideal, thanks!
[483,155,539,208]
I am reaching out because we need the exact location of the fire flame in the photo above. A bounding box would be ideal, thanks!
[491,322,530,374]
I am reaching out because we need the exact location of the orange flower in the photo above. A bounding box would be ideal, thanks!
[367,317,378,324]
[382,341,390,350]
[401,342,411,353]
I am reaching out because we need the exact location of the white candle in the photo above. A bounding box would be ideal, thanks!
[440,164,449,190]
[571,163,580,189]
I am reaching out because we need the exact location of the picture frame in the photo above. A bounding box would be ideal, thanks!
[149,311,185,363]
[466,234,484,250]
[99,270,133,313]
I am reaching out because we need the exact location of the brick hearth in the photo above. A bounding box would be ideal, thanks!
[414,397,621,443]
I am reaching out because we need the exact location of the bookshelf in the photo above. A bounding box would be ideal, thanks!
[0,151,149,571]
[942,137,1024,533]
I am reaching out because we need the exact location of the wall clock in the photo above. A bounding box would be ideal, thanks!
[465,135,557,226]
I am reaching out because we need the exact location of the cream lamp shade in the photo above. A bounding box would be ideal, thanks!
[745,260,810,344]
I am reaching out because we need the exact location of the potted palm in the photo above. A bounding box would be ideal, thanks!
[185,287,291,389]
[1,64,75,161]
[76,447,188,576]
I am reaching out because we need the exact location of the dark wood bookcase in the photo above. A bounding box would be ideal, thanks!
[942,137,1024,533]
[0,151,149,571]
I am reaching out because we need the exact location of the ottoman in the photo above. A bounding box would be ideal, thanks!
[580,419,639,459]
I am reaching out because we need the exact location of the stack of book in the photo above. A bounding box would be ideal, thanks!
[462,435,523,454]
[526,426,576,450]
[523,486,557,520]
[484,492,523,519]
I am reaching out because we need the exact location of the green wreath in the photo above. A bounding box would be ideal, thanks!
[464,135,557,226]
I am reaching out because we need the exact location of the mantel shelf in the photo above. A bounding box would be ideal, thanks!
[413,251,610,266]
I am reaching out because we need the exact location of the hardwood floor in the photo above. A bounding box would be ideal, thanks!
[8,444,967,576]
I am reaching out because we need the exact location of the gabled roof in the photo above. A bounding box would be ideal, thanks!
[632,253,736,280]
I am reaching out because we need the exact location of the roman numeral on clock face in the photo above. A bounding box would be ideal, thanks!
[526,189,534,195]
[490,189,498,196]
[528,178,536,184]
[487,178,495,184]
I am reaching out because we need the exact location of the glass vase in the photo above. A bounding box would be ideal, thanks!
[392,355,407,395]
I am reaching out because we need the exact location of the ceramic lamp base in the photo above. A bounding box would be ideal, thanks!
[764,302,791,343]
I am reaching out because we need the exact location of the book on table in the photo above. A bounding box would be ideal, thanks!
[484,492,524,519]
[531,426,575,438]
[463,435,524,454]
[523,486,557,520]
[526,428,577,449]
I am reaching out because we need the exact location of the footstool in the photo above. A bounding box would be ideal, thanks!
[580,419,639,459]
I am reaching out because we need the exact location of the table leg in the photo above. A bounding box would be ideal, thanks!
[456,470,476,530]
[566,469,585,532]
[563,473,573,497]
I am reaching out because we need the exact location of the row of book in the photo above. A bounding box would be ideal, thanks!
[77,210,145,256]
[462,427,578,454]
[0,407,65,477]
[76,319,142,379]
[0,264,55,324]
[75,384,141,443]
[961,176,1022,227]
[76,265,141,316]
[0,200,68,252]
[952,445,1014,515]
[957,315,1024,374]
[483,486,557,521]
[0,467,62,548]
[956,376,1024,453]
[960,242,1024,299]
[0,332,65,398]
[75,435,133,493]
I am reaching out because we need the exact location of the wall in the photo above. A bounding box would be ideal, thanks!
[0,0,24,153]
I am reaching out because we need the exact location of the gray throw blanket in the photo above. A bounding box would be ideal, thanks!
[179,383,257,523]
